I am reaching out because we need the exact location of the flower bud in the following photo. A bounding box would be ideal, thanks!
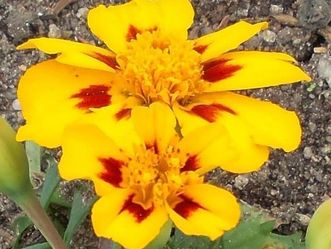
[0,117,32,200]
[306,198,331,249]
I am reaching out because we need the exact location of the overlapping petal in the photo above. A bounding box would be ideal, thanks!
[174,104,269,173]
[203,51,311,91]
[58,123,127,196]
[167,184,240,240]
[92,190,168,249]
[131,102,176,153]
[88,0,194,53]
[194,21,268,62]
[17,60,115,148]
[193,92,301,152]
[18,38,117,72]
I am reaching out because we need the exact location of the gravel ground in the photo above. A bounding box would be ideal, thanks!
[0,0,331,248]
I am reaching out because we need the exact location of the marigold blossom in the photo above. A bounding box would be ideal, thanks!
[58,102,240,249]
[17,0,311,173]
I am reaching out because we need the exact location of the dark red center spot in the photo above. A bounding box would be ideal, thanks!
[193,44,208,54]
[191,103,236,122]
[90,52,119,69]
[121,195,154,223]
[126,25,158,41]
[146,141,159,154]
[115,108,132,121]
[71,85,111,110]
[181,155,199,172]
[98,157,124,187]
[174,195,202,219]
[202,59,242,82]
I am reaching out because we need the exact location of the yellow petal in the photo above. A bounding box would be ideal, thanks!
[92,192,168,249]
[17,60,114,148]
[194,21,268,62]
[195,92,302,152]
[18,38,117,72]
[167,184,240,240]
[131,102,176,153]
[175,102,269,173]
[204,51,311,91]
[77,104,142,156]
[178,123,237,174]
[88,0,194,53]
[58,124,127,195]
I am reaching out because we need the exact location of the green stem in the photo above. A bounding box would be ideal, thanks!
[17,190,68,249]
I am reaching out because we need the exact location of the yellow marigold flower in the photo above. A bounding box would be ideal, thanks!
[58,102,240,249]
[17,0,310,173]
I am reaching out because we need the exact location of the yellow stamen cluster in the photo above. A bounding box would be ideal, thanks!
[117,31,205,105]
[121,144,189,209]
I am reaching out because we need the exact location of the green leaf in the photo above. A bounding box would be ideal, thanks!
[221,220,275,249]
[267,233,305,249]
[63,191,96,244]
[167,229,218,249]
[11,216,33,249]
[23,242,51,249]
[25,141,41,176]
[40,156,61,209]
[145,220,172,249]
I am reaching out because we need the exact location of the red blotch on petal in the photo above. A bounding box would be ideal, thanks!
[181,155,199,172]
[146,141,159,154]
[194,44,208,54]
[127,25,140,41]
[115,108,132,121]
[127,25,158,41]
[191,103,236,122]
[121,195,154,223]
[174,195,201,219]
[98,157,124,187]
[202,59,242,82]
[71,85,111,110]
[91,52,119,69]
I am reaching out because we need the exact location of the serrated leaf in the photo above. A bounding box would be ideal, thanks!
[25,141,41,176]
[63,191,96,244]
[40,157,61,209]
[167,229,219,249]
[221,220,275,249]
[23,242,50,249]
[267,233,305,249]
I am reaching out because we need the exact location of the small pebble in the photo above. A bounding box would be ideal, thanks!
[304,146,314,159]
[270,5,284,15]
[321,144,331,154]
[48,24,61,38]
[260,30,277,43]
[76,7,89,19]
[11,99,21,111]
[234,175,249,190]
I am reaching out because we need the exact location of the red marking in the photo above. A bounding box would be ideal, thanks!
[126,25,157,41]
[146,142,159,154]
[202,59,242,82]
[115,108,132,121]
[181,155,199,172]
[121,195,154,222]
[174,195,201,219]
[191,103,236,122]
[127,25,141,41]
[91,52,118,69]
[71,85,111,110]
[98,157,124,187]
[194,44,208,54]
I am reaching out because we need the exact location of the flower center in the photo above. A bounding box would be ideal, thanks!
[116,30,205,105]
[122,144,186,209]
